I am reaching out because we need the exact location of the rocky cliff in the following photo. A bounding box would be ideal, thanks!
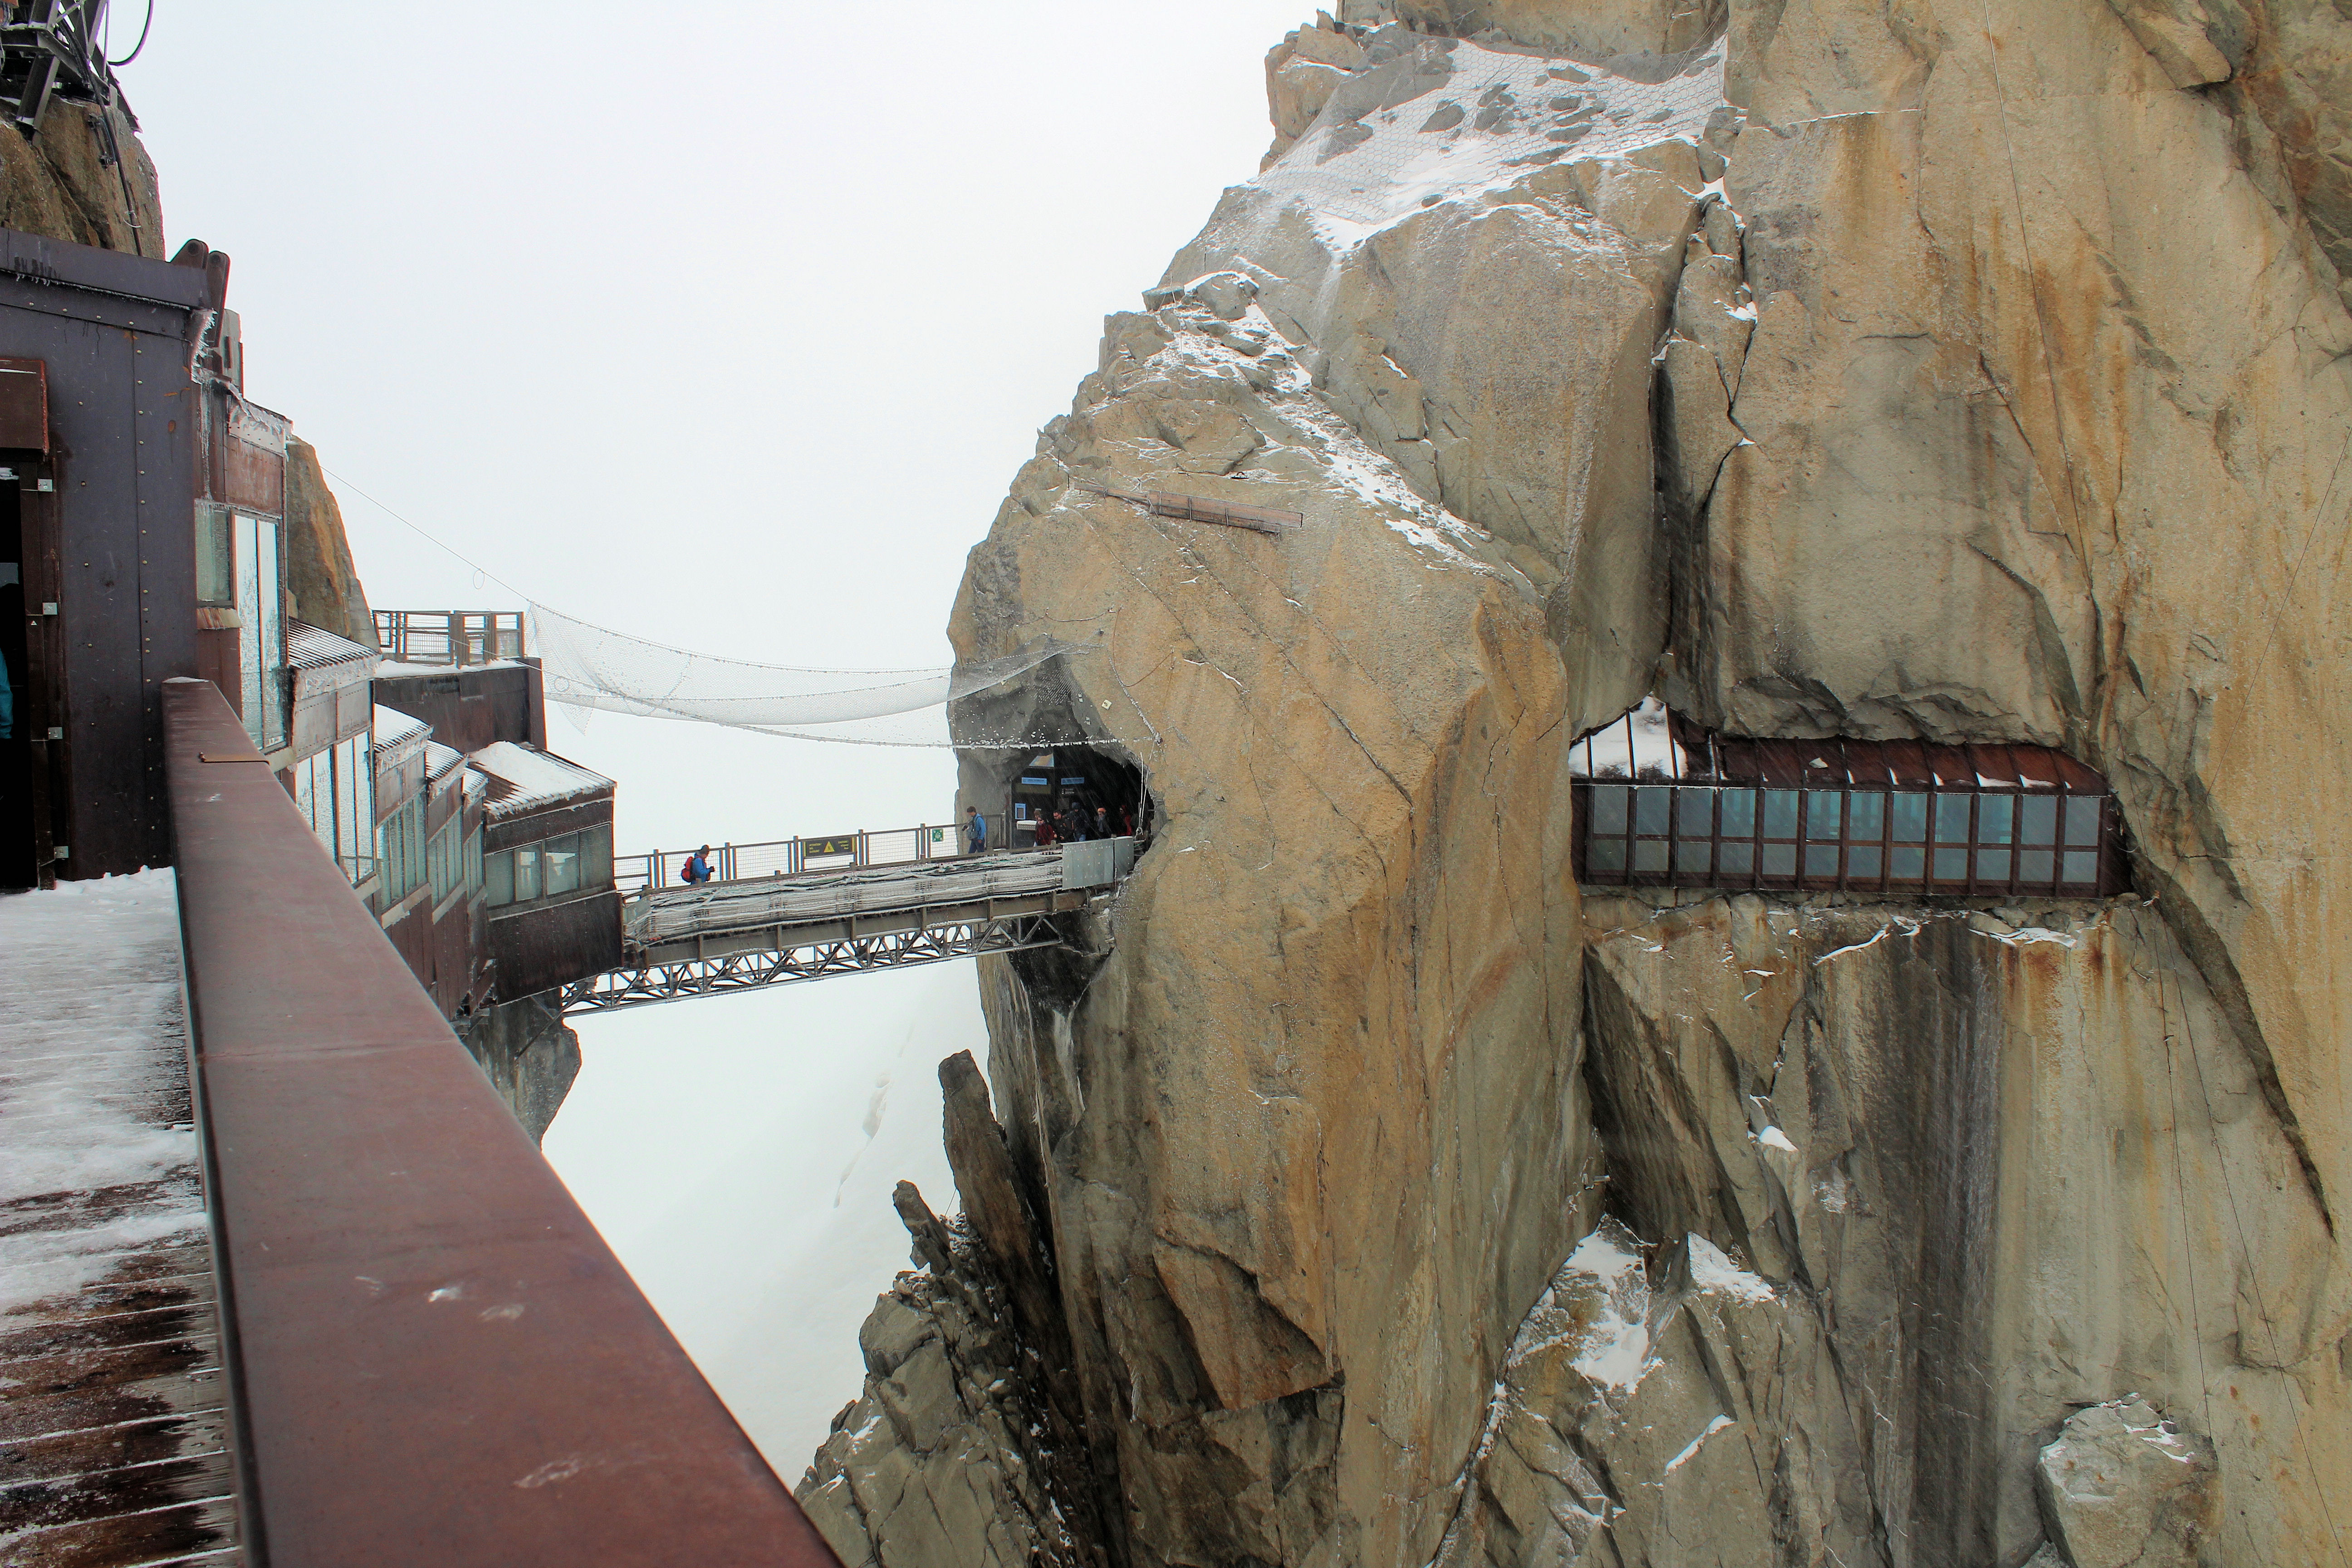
[802,1,2349,1563]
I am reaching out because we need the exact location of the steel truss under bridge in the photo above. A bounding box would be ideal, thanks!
[559,905,1071,1014]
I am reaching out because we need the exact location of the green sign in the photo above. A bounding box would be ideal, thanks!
[931,828,944,842]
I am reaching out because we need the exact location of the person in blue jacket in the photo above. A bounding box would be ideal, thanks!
[682,845,715,885]
[964,806,988,855]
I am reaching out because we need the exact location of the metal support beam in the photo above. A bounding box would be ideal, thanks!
[560,908,1069,1014]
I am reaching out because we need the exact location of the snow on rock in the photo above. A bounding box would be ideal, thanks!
[1254,31,1727,251]
[1683,1234,1775,1303]
[0,870,206,1316]
[1562,1220,1656,1390]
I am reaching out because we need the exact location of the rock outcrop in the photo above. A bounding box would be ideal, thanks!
[0,93,162,257]
[283,440,379,651]
[810,0,2351,1563]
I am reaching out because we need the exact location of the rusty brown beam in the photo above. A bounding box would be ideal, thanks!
[1075,480,1298,535]
[162,676,840,1568]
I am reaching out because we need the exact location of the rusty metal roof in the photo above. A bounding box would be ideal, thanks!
[1569,705,2114,794]
[287,621,376,672]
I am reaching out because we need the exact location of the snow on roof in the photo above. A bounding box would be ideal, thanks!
[371,704,431,758]
[469,741,612,818]
[1254,32,1727,249]
[287,621,378,671]
[425,740,465,780]
[373,659,529,679]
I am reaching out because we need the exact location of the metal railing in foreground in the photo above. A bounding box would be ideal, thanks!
[375,608,527,666]
[161,676,839,1568]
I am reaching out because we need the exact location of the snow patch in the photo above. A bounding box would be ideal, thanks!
[1685,1235,1774,1302]
[1564,1225,1654,1391]
[1756,1125,1798,1154]
[1666,1413,1735,1472]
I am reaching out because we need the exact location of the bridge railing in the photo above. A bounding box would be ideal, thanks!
[618,820,978,893]
[375,608,528,666]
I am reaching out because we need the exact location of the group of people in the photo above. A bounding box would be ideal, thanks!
[963,802,1133,855]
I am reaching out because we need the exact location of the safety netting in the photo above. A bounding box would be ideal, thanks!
[530,603,1084,749]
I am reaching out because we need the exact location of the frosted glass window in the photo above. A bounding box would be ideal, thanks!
[514,844,541,902]
[2063,850,2099,885]
[235,514,261,739]
[581,825,613,887]
[2064,798,2101,847]
[1677,789,1713,837]
[1805,843,1839,878]
[1718,841,1754,877]
[2020,848,2056,884]
[1848,793,1885,842]
[1719,790,1756,837]
[1976,848,2012,882]
[1891,793,1929,844]
[1633,838,1668,877]
[1933,794,1972,843]
[1806,791,1842,840]
[1676,839,1711,876]
[1978,795,2014,845]
[1891,846,1926,881]
[1762,842,1797,878]
[1588,834,1626,872]
[1590,785,1628,835]
[194,507,232,605]
[485,850,514,906]
[253,517,285,750]
[1933,846,1969,882]
[1847,846,1882,880]
[2019,795,2058,846]
[1633,787,1671,836]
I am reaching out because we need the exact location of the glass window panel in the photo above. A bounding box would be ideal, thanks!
[1805,843,1840,878]
[1847,792,1885,842]
[254,517,285,751]
[1589,785,1629,836]
[1717,841,1754,877]
[1806,790,1842,840]
[1762,790,1799,838]
[1977,794,2014,845]
[1891,792,1929,843]
[1588,835,1627,873]
[194,507,232,605]
[1677,789,1714,837]
[467,830,484,895]
[1891,846,1927,881]
[1976,848,2012,882]
[2064,797,2102,847]
[1933,846,1969,882]
[543,834,581,897]
[1676,839,1711,876]
[1719,789,1756,837]
[1934,794,1973,843]
[1632,838,1669,877]
[2062,850,2099,885]
[2019,848,2056,885]
[1847,846,1883,881]
[1762,842,1797,878]
[514,844,541,902]
[582,825,613,887]
[235,514,262,744]
[1634,787,1671,836]
[2019,795,2058,846]
[486,850,514,906]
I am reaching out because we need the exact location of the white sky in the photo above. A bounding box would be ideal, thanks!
[123,0,1303,1473]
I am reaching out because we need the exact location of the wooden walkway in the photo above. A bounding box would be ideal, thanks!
[0,873,240,1568]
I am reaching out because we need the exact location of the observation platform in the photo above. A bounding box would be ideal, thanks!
[561,838,1137,1014]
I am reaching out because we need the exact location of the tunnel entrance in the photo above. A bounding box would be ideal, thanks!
[992,745,1149,852]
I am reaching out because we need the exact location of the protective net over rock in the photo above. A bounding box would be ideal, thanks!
[530,604,1084,748]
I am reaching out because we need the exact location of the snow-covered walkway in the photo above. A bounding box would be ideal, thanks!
[0,870,241,1563]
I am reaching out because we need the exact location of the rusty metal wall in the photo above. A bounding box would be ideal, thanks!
[483,794,611,855]
[370,663,538,755]
[0,228,210,877]
[489,889,622,1000]
[161,676,839,1566]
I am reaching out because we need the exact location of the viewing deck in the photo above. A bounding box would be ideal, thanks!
[563,838,1135,1014]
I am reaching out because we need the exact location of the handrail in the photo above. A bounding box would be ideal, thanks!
[617,818,1001,894]
[161,677,839,1568]
[375,608,527,667]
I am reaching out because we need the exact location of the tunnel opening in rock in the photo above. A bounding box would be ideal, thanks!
[1570,699,2129,899]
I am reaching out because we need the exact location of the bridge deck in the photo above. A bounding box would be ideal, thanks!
[566,841,1133,1014]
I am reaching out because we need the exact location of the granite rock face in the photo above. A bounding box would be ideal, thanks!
[0,95,163,257]
[813,0,2350,1562]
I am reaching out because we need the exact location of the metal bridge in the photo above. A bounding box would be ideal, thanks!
[559,836,1136,1014]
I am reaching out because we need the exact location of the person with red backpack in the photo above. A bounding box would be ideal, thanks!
[682,845,715,885]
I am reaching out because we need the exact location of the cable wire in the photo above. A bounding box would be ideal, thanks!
[106,0,153,66]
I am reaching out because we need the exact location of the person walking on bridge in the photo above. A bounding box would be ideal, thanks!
[683,845,715,885]
[965,806,988,857]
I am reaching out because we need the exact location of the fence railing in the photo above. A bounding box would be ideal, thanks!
[376,609,527,667]
[619,820,977,894]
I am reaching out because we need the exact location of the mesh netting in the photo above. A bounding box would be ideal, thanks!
[531,604,1087,749]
